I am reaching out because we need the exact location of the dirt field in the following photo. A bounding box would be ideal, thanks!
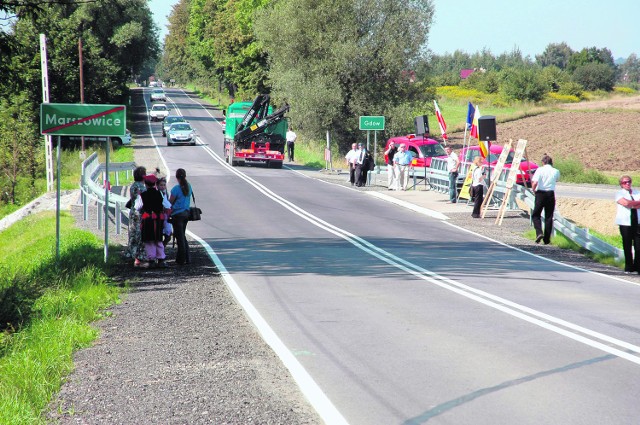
[448,95,640,236]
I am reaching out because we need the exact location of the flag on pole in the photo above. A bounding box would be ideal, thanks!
[433,100,448,143]
[466,102,475,130]
[469,105,480,140]
[479,140,490,159]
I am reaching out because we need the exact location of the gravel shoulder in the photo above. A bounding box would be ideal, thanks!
[46,91,639,424]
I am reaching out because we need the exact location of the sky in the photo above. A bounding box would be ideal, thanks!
[149,0,639,61]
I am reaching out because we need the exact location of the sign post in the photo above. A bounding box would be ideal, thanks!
[359,116,385,182]
[40,103,126,263]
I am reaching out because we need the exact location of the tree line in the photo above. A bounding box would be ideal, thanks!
[0,0,158,206]
[160,1,639,153]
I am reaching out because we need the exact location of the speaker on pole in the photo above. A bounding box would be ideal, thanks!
[478,116,497,141]
[414,115,429,135]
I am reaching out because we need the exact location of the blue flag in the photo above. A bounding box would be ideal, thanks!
[466,102,475,128]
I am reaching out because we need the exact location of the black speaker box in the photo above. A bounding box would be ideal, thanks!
[478,116,497,141]
[414,115,429,135]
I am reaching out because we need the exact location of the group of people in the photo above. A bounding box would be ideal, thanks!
[346,143,375,187]
[383,142,414,191]
[127,166,193,268]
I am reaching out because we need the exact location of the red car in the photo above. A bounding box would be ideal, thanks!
[459,144,538,186]
[384,134,447,167]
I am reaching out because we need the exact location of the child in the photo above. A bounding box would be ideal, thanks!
[157,177,173,247]
[135,174,167,267]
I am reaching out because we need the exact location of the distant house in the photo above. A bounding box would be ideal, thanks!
[460,69,474,79]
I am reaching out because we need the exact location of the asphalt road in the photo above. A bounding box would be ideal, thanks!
[149,88,640,425]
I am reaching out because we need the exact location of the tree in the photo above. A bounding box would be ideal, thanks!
[567,47,615,72]
[572,62,615,91]
[536,42,573,69]
[619,53,640,85]
[0,93,42,205]
[254,0,435,150]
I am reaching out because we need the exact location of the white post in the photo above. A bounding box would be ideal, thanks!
[40,34,54,192]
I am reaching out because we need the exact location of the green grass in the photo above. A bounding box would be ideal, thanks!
[0,144,134,220]
[524,227,624,270]
[0,212,123,423]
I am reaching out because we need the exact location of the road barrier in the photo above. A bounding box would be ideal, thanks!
[80,152,135,234]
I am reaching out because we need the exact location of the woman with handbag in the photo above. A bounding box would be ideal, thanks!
[169,168,192,265]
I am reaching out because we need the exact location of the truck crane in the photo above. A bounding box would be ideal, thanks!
[224,94,290,168]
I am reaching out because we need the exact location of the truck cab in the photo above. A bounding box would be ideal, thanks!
[224,95,289,168]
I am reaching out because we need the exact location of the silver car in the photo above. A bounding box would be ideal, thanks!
[166,122,196,146]
[162,115,186,136]
[151,88,166,102]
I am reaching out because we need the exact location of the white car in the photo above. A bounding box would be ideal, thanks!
[149,104,169,121]
[151,89,166,102]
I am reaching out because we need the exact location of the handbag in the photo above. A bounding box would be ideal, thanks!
[188,190,202,221]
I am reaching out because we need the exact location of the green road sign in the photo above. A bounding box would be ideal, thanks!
[40,103,126,136]
[359,115,385,131]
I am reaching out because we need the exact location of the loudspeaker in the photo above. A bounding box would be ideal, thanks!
[478,116,497,141]
[414,115,429,135]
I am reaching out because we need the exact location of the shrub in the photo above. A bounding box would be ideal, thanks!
[555,156,608,184]
[558,81,584,98]
[547,92,580,103]
[614,86,636,94]
[499,68,547,102]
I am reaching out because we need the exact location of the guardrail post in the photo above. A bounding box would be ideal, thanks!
[115,202,122,235]
[97,200,103,230]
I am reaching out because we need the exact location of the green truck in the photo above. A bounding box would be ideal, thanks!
[224,94,289,168]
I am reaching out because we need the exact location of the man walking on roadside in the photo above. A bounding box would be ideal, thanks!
[286,126,297,162]
[445,146,460,203]
[531,154,561,245]
[345,143,358,185]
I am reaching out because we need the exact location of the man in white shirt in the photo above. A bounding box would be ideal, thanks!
[392,144,412,191]
[286,127,297,162]
[531,154,561,244]
[345,143,358,186]
[445,146,460,203]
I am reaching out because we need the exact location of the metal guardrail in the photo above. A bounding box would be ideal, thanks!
[509,183,623,261]
[80,152,136,234]
[382,156,623,260]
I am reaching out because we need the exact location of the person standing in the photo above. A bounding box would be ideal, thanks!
[127,166,148,267]
[615,175,640,273]
[392,143,412,191]
[384,141,398,190]
[136,174,167,268]
[345,143,358,185]
[445,146,459,203]
[470,156,487,218]
[169,168,192,265]
[354,144,367,187]
[531,154,561,244]
[286,127,297,162]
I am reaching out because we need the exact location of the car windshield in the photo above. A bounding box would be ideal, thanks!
[152,105,167,111]
[165,117,184,125]
[153,89,164,94]
[419,143,446,158]
[171,124,191,131]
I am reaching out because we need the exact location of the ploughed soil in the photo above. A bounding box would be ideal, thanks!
[446,94,640,236]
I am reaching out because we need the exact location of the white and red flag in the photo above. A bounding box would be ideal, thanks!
[433,100,448,143]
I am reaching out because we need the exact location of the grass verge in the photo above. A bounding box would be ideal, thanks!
[524,228,623,270]
[0,211,123,424]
